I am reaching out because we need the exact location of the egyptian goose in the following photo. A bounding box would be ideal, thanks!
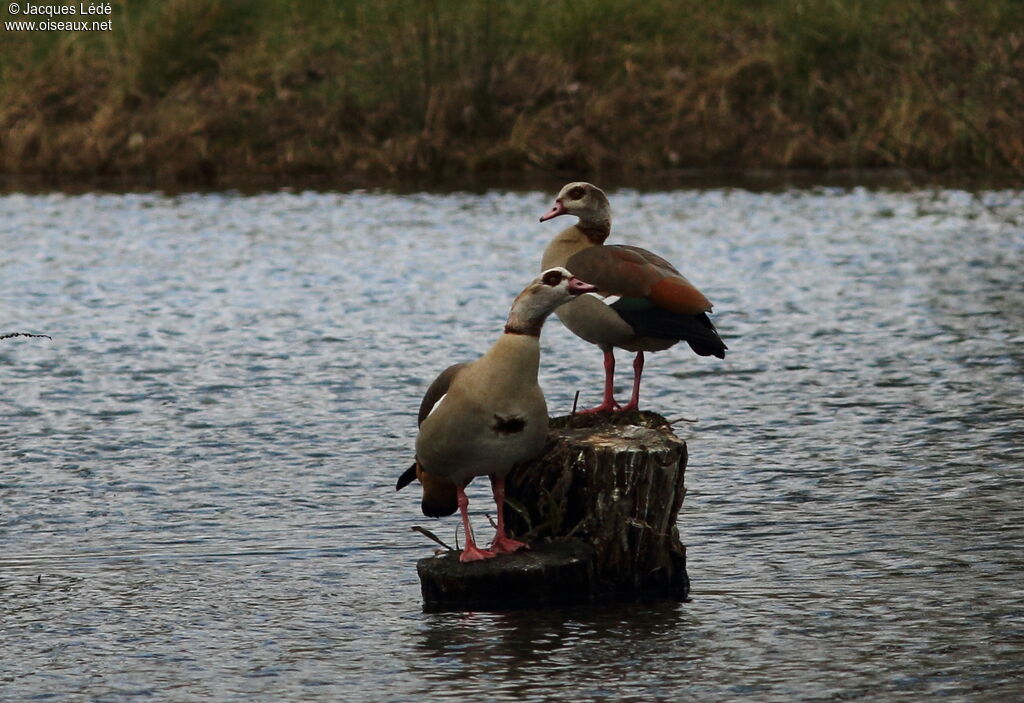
[540,182,726,413]
[396,267,597,562]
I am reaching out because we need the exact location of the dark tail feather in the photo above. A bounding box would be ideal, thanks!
[687,337,727,358]
[613,307,727,359]
[396,461,458,517]
[687,313,727,358]
[396,463,417,491]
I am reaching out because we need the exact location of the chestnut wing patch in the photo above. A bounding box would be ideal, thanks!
[566,246,660,298]
[492,415,526,434]
[648,276,712,315]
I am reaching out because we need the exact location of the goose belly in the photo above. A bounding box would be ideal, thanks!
[557,296,679,352]
[556,295,634,346]
[415,396,548,484]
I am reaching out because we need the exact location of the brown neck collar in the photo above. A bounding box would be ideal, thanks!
[503,322,542,337]
[578,222,610,244]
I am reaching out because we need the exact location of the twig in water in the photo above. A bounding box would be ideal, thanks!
[1,332,52,341]
[411,525,455,552]
[571,390,580,416]
[666,415,698,425]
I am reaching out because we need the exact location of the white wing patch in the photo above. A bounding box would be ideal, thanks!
[586,292,621,306]
[425,393,447,419]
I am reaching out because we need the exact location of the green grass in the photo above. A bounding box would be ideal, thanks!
[1,0,1022,183]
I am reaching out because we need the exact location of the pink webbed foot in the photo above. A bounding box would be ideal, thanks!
[575,399,622,415]
[487,475,530,556]
[490,535,529,555]
[455,483,497,563]
[459,544,497,563]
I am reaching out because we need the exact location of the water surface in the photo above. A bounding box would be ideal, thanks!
[2,186,1022,700]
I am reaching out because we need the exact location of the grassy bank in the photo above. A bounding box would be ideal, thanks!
[1,0,1022,184]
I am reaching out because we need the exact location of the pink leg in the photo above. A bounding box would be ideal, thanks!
[489,475,528,555]
[619,351,645,412]
[456,484,496,563]
[577,348,622,414]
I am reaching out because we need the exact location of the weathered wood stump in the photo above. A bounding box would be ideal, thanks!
[416,411,690,610]
[417,541,595,612]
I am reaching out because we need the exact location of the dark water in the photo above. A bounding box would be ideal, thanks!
[2,187,1022,701]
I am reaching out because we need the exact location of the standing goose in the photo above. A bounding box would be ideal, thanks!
[540,182,726,413]
[396,267,597,562]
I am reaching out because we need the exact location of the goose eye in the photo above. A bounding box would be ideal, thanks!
[568,187,585,200]
[542,270,564,286]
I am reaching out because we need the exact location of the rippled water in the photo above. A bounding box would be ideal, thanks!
[2,186,1022,701]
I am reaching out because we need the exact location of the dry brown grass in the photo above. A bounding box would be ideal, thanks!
[1,0,1022,185]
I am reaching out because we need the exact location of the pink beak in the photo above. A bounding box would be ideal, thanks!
[567,277,598,295]
[539,200,566,222]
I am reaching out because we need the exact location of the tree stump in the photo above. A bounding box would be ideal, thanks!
[415,411,690,610]
[417,541,595,612]
[505,411,689,600]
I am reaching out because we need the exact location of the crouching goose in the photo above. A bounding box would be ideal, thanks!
[540,182,726,413]
[396,267,597,562]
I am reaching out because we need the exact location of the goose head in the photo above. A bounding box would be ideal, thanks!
[539,182,611,229]
[505,267,597,335]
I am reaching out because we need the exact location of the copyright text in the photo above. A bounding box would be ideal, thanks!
[6,3,113,31]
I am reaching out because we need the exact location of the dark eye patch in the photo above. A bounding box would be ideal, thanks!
[568,186,585,200]
[542,270,564,286]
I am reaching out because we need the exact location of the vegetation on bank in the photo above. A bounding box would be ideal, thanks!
[1,0,1022,184]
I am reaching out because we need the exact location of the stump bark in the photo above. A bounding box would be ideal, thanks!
[415,411,690,610]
